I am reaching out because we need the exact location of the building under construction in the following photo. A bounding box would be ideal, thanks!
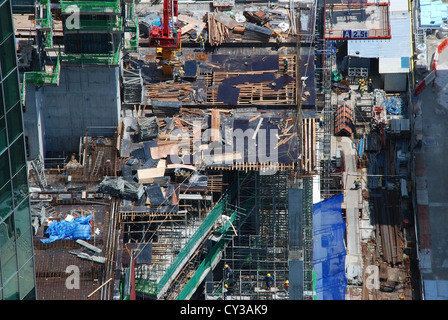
[5,0,430,301]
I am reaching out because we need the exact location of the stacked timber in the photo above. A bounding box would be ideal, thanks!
[205,12,231,46]
[147,82,195,103]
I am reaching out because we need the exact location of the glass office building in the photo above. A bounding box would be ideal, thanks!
[0,0,36,300]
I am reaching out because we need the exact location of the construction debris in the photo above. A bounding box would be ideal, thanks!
[137,116,159,141]
[69,250,106,264]
[76,239,103,254]
[98,176,144,200]
[205,12,231,46]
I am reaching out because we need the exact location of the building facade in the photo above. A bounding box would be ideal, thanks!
[0,0,36,300]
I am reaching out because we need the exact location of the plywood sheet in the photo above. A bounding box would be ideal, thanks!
[137,167,166,183]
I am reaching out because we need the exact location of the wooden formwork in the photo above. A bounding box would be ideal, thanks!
[301,118,316,174]
[206,55,297,105]
[207,161,296,172]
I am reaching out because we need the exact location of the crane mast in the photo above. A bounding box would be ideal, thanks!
[148,0,181,75]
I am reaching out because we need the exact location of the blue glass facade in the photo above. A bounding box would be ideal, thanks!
[0,0,36,300]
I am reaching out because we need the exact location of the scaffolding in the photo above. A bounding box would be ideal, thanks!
[21,54,61,105]
[315,1,337,197]
[35,0,53,47]
[302,177,314,299]
[118,167,225,299]
[62,48,121,65]
[123,0,139,52]
[23,55,60,86]
[204,170,293,300]
[60,0,121,15]
[60,0,124,65]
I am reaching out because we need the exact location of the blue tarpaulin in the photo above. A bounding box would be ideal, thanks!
[41,215,92,243]
[358,138,364,157]
[313,194,347,300]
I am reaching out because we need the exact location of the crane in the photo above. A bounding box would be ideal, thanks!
[148,0,181,75]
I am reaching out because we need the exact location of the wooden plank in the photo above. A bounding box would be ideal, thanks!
[157,158,167,168]
[137,167,166,183]
[211,109,221,141]
[248,114,262,123]
[178,14,203,25]
[275,132,297,149]
[150,143,183,159]
[166,163,197,171]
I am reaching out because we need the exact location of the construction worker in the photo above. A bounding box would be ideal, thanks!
[178,66,185,83]
[263,273,275,290]
[319,115,324,127]
[199,36,205,51]
[368,78,373,92]
[223,282,229,299]
[357,78,363,91]
[283,58,289,72]
[354,176,361,190]
[360,83,365,97]
[224,264,232,279]
[274,33,282,51]
[284,280,290,292]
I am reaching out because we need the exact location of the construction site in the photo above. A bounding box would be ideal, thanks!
[4,0,447,301]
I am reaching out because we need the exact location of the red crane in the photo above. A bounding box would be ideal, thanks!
[148,0,180,49]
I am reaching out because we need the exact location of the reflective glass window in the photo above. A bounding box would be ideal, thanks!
[0,214,17,283]
[3,70,20,113]
[7,103,22,143]
[0,116,6,153]
[0,150,10,188]
[0,35,16,77]
[19,258,34,300]
[12,167,27,206]
[3,274,18,300]
[9,135,25,176]
[14,199,30,239]
[0,182,12,220]
[0,1,13,44]
[16,227,32,270]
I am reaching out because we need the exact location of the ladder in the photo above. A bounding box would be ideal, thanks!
[321,40,335,195]
[91,151,104,176]
[32,154,47,189]
[302,177,314,299]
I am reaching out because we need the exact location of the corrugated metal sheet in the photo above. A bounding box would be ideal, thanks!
[423,280,448,300]
[348,0,412,73]
[420,0,448,27]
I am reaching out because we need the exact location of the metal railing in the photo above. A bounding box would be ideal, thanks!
[63,18,123,32]
[62,44,121,65]
[60,0,121,14]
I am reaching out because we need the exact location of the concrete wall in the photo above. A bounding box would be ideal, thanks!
[23,84,45,160]
[24,65,121,157]
[381,73,408,92]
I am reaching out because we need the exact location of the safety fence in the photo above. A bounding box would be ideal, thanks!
[414,38,448,96]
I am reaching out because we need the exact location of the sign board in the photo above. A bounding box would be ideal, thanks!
[342,29,370,39]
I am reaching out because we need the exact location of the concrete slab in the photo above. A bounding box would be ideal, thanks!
[325,4,390,39]
[418,35,448,298]
[337,136,363,274]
